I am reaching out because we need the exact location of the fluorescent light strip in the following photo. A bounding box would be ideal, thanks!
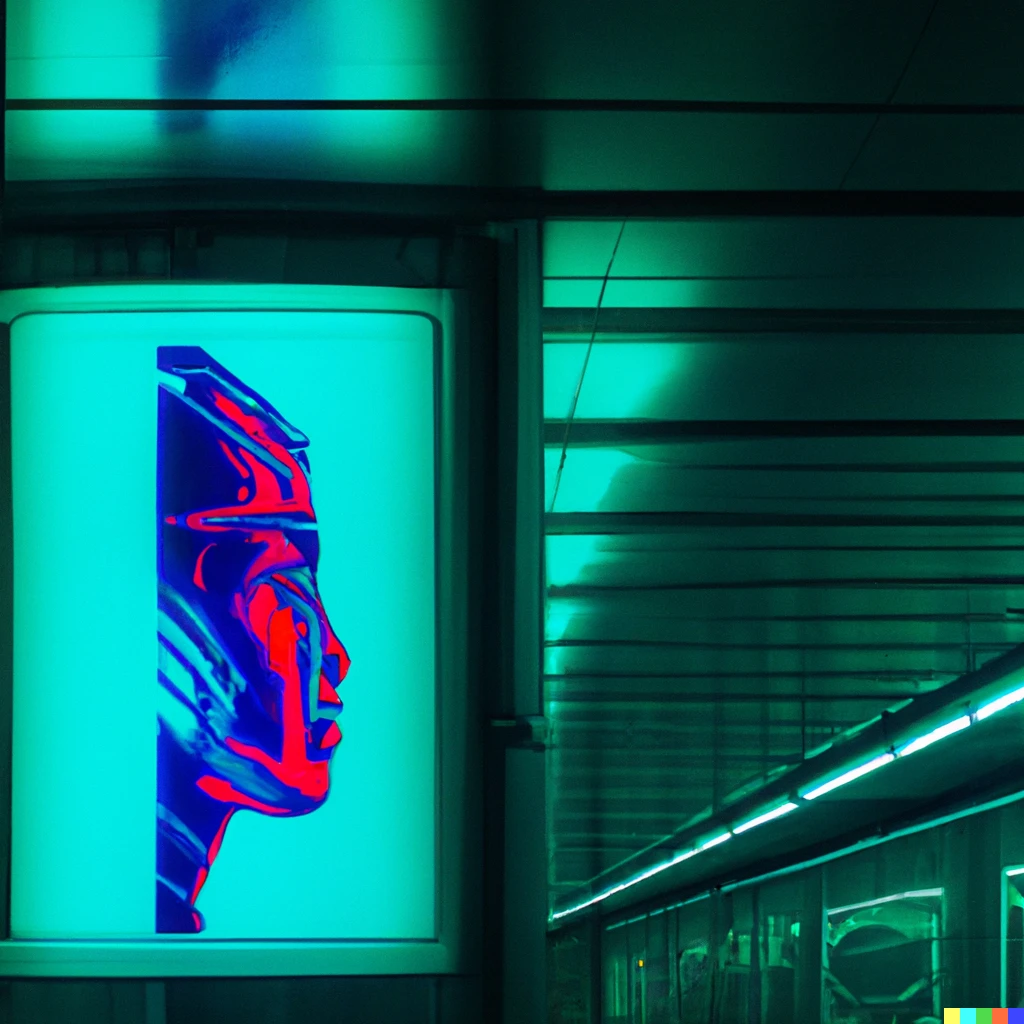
[1006,866,1024,878]
[550,847,699,920]
[699,832,732,851]
[554,674,1024,923]
[977,684,1024,721]
[897,715,971,757]
[802,753,895,801]
[826,887,943,917]
[733,802,798,834]
[599,788,1024,933]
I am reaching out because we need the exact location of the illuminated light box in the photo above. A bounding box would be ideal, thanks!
[0,285,468,976]
[5,0,480,181]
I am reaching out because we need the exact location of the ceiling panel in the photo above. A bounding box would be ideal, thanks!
[543,233,1024,902]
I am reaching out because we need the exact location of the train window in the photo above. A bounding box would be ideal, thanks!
[762,913,799,1024]
[1002,866,1024,1008]
[604,927,629,1024]
[677,939,710,1021]
[824,888,943,1024]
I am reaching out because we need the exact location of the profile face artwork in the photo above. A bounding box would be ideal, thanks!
[156,346,349,934]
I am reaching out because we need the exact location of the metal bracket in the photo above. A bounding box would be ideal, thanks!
[490,715,548,750]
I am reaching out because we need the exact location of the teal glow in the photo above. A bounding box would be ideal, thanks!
[6,0,471,179]
[10,301,437,942]
[545,448,635,513]
[7,0,463,100]
[5,110,477,183]
[544,343,690,421]
[543,343,591,420]
[543,279,720,309]
[801,753,895,801]
[896,715,971,758]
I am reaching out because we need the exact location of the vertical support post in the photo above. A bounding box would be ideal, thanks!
[483,220,545,1024]
[501,219,545,1024]
[794,872,824,1024]
[0,328,11,944]
[748,888,762,1024]
[589,913,604,1024]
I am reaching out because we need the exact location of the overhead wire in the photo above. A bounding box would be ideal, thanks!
[548,219,627,513]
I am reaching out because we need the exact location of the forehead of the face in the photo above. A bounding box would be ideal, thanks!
[158,346,320,568]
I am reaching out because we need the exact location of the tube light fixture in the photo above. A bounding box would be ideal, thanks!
[977,684,1024,721]
[733,803,799,834]
[897,715,971,757]
[801,753,895,801]
[551,661,1024,923]
[699,832,732,851]
[550,847,700,920]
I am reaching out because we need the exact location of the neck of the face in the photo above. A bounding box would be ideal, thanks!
[157,729,236,934]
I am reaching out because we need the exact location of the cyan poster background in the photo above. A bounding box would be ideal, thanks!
[10,310,437,941]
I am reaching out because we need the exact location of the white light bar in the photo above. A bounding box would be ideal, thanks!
[733,803,799,834]
[550,848,699,920]
[802,753,895,801]
[699,831,732,851]
[977,684,1024,721]
[551,659,1024,924]
[897,715,971,757]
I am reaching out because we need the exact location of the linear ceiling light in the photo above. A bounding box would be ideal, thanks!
[897,715,971,757]
[732,803,798,834]
[699,831,732,851]
[801,753,895,801]
[551,665,1024,923]
[550,847,700,920]
[977,684,1024,721]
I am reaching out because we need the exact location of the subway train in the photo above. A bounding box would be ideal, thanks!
[548,796,1024,1023]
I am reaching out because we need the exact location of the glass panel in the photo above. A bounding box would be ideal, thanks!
[544,336,1024,422]
[7,0,467,100]
[604,925,630,1024]
[677,939,710,1022]
[762,913,799,1024]
[1004,867,1024,1008]
[6,110,485,183]
[824,889,943,1024]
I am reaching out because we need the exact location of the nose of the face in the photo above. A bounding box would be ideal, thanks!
[319,606,350,692]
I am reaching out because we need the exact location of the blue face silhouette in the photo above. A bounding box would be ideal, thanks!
[156,347,348,933]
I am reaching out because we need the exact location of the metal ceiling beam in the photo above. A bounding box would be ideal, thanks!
[544,418,1024,447]
[14,183,1024,228]
[542,308,1024,335]
[15,98,1024,115]
[549,575,1024,592]
[547,511,1024,533]
[547,692,940,704]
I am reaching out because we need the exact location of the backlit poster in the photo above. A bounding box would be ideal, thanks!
[9,308,438,945]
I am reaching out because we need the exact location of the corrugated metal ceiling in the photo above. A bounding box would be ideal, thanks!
[543,220,1024,906]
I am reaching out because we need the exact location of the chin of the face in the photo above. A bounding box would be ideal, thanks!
[227,758,333,816]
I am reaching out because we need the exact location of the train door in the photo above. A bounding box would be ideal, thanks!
[1002,865,1024,1008]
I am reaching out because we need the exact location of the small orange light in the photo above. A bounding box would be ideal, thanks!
[637,959,644,968]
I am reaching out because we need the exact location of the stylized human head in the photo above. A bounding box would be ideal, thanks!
[158,347,348,818]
